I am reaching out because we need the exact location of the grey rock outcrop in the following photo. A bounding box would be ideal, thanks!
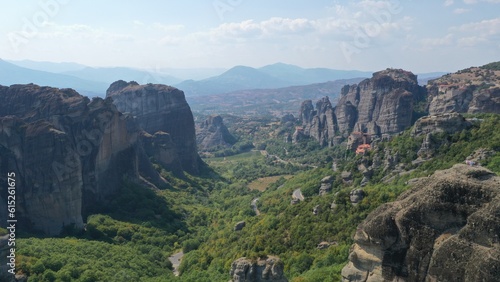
[196,115,236,151]
[234,221,246,231]
[349,189,365,205]
[412,113,472,160]
[341,171,353,185]
[427,66,500,115]
[336,69,425,137]
[106,80,201,174]
[296,69,425,147]
[299,97,337,146]
[411,113,471,137]
[229,256,287,282]
[313,205,321,215]
[0,84,154,235]
[342,164,500,282]
[319,176,334,196]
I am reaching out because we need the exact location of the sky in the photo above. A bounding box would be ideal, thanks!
[0,0,499,73]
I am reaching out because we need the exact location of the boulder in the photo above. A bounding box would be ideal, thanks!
[341,171,353,184]
[342,164,500,281]
[349,189,365,205]
[319,176,334,196]
[313,205,321,215]
[234,221,246,231]
[229,256,287,282]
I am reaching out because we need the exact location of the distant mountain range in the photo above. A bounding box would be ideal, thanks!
[0,59,108,97]
[187,78,366,117]
[177,64,374,96]
[1,59,447,98]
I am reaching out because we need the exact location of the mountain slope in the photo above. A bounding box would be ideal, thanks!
[64,67,182,86]
[0,59,108,96]
[7,59,87,73]
[259,63,372,85]
[188,78,366,116]
[175,65,292,96]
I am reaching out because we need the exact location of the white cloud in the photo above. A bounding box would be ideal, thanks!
[453,8,469,13]
[458,36,488,46]
[456,18,500,35]
[444,0,455,6]
[447,18,500,47]
[420,34,454,48]
[464,0,500,4]
[152,23,184,32]
[30,23,134,42]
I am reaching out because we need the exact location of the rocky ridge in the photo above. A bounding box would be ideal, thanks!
[341,164,500,281]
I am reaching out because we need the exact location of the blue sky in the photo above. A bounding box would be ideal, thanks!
[1,0,499,72]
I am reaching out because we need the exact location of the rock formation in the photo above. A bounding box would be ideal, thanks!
[412,113,472,159]
[336,69,425,137]
[341,164,500,281]
[349,189,365,206]
[234,221,246,231]
[0,82,202,235]
[297,97,337,146]
[229,256,288,282]
[319,176,334,196]
[411,113,471,137]
[0,84,164,235]
[196,115,236,151]
[106,80,201,174]
[427,65,500,115]
[296,69,425,146]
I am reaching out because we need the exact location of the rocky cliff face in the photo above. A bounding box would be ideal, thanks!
[106,80,201,174]
[196,115,236,151]
[427,65,500,115]
[229,256,288,282]
[297,69,425,146]
[341,164,500,282]
[0,84,161,235]
[335,69,425,137]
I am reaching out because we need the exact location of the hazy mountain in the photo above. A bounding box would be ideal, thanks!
[259,62,373,85]
[176,65,292,96]
[0,59,108,96]
[64,67,182,86]
[176,64,373,97]
[7,59,87,73]
[158,67,227,81]
[188,77,366,116]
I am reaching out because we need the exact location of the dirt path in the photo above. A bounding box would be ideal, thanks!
[251,197,260,215]
[168,250,184,276]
